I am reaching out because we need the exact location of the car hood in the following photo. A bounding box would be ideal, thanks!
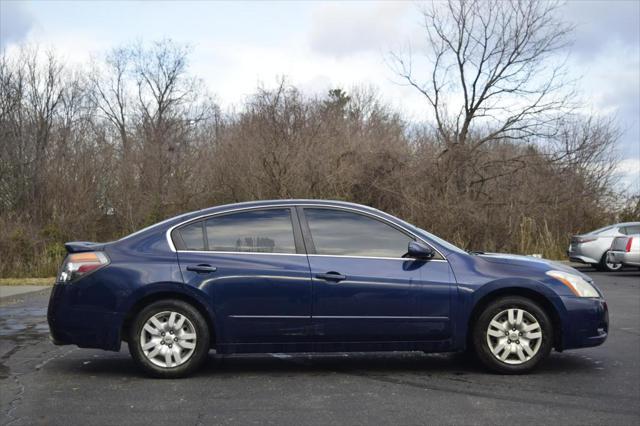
[477,253,593,281]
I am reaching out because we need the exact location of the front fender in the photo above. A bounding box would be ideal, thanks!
[453,278,569,350]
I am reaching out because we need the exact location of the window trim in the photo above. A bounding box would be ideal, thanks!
[171,207,303,255]
[166,203,447,261]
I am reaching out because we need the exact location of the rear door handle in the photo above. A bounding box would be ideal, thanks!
[186,264,217,274]
[316,272,346,282]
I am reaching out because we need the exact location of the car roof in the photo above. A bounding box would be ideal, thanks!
[194,199,380,215]
[121,199,392,241]
[589,222,640,233]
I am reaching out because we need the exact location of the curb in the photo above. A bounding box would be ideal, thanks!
[0,285,52,302]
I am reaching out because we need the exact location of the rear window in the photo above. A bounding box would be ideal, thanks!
[591,226,614,235]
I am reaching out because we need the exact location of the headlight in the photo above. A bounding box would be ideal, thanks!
[58,252,109,283]
[546,270,599,297]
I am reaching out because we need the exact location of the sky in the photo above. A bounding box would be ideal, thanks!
[1,0,639,192]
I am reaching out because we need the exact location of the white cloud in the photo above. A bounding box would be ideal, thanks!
[309,1,412,58]
[615,158,640,193]
[0,1,35,48]
[562,0,640,58]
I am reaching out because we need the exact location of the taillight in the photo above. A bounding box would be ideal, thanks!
[576,237,597,244]
[626,237,633,252]
[58,252,109,283]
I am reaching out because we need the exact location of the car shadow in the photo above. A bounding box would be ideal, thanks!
[49,350,604,379]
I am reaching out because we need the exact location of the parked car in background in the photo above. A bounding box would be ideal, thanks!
[608,235,640,268]
[568,222,640,271]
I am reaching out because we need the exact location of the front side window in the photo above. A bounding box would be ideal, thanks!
[304,208,413,258]
[204,209,296,253]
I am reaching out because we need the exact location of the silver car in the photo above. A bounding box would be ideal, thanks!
[608,234,640,268]
[568,222,640,271]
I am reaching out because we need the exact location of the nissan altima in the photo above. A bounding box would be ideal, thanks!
[47,200,608,377]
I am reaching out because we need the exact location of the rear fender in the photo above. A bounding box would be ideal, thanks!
[119,282,219,345]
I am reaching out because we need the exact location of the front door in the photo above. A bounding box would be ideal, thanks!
[299,207,451,342]
[174,207,312,344]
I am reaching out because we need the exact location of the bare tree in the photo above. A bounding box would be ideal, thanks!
[391,0,575,192]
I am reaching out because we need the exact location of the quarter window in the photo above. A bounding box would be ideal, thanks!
[204,209,296,253]
[304,208,413,258]
[178,222,205,250]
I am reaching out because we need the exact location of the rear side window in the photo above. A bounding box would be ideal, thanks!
[303,208,413,258]
[178,222,206,250]
[205,209,296,253]
[621,225,640,235]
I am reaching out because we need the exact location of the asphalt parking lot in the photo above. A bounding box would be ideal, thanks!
[1,267,638,426]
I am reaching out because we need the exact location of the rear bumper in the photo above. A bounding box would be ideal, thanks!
[559,296,608,350]
[567,242,603,265]
[567,250,599,265]
[47,283,123,351]
[608,251,640,266]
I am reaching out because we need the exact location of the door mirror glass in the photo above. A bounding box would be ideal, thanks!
[407,241,435,259]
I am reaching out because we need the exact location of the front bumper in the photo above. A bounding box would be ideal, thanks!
[608,251,640,267]
[47,283,123,351]
[559,296,608,350]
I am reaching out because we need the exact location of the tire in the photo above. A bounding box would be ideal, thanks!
[128,299,210,378]
[472,296,553,374]
[598,252,623,272]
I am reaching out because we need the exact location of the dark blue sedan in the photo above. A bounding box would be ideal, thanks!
[47,200,608,377]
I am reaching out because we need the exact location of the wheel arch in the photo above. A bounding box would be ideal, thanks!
[121,287,217,348]
[466,286,564,351]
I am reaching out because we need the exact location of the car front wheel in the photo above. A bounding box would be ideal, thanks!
[473,296,553,374]
[129,299,210,378]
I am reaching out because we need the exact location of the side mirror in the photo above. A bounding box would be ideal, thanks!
[407,241,435,260]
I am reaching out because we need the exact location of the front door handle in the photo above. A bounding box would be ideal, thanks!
[316,272,347,282]
[186,264,217,274]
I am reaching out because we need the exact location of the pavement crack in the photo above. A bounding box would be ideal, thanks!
[5,372,25,426]
[34,347,77,371]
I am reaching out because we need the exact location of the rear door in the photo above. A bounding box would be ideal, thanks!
[174,207,312,344]
[299,207,452,342]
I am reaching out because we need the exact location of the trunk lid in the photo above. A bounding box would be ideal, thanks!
[64,241,107,253]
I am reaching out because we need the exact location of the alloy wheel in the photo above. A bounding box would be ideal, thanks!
[486,308,542,365]
[139,311,197,368]
[605,260,622,271]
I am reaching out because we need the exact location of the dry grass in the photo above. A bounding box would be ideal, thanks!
[0,277,55,286]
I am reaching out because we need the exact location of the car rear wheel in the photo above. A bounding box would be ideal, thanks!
[472,296,553,374]
[129,299,210,378]
[598,252,622,272]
